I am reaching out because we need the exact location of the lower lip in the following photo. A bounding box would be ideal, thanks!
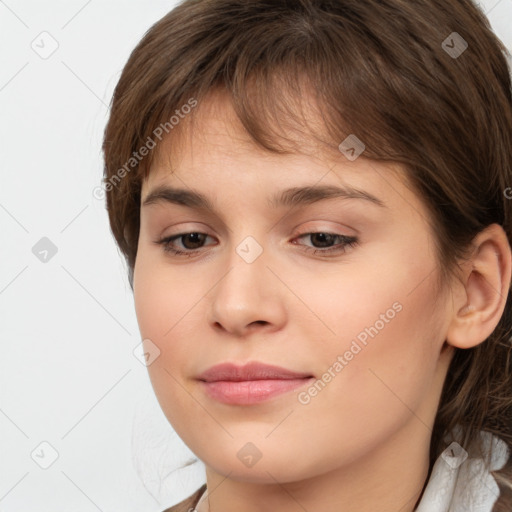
[200,378,314,405]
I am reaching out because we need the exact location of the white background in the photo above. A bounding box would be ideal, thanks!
[0,1,511,510]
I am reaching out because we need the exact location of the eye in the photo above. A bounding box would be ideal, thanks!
[154,231,359,258]
[155,232,214,257]
[292,232,359,256]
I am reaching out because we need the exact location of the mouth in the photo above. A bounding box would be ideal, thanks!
[196,361,315,405]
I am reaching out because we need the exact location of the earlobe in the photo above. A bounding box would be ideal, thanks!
[445,224,512,350]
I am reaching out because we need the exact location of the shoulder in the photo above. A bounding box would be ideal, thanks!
[161,484,207,512]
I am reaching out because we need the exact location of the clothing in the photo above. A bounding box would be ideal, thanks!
[162,430,509,512]
[415,429,509,512]
[162,483,206,512]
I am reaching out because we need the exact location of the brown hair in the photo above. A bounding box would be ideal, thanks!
[102,0,512,508]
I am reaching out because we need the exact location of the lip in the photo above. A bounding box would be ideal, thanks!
[197,362,314,405]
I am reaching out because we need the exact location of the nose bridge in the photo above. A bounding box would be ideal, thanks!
[234,234,265,266]
[207,230,286,334]
[216,232,269,307]
[223,216,270,280]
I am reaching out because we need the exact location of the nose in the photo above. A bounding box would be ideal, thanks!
[206,242,287,337]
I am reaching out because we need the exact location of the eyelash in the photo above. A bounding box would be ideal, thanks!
[154,231,359,258]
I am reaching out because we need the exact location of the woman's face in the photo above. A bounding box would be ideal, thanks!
[133,91,455,483]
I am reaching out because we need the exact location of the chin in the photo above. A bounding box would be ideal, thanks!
[202,444,324,485]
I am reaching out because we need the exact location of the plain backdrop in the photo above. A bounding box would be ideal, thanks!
[0,1,511,510]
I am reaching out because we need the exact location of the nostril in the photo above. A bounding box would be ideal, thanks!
[252,320,268,326]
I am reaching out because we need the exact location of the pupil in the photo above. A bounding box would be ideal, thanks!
[312,233,334,247]
[183,233,204,249]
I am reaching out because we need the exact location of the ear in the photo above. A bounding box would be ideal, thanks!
[446,223,512,349]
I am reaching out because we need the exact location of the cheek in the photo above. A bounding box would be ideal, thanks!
[298,246,444,400]
[133,252,204,403]
[306,269,443,430]
[133,269,203,436]
[133,246,204,342]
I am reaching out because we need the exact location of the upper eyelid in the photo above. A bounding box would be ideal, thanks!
[156,217,357,235]
[144,199,373,235]
[162,226,351,237]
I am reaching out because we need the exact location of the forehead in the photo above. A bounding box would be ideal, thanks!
[146,87,343,180]
[141,88,414,213]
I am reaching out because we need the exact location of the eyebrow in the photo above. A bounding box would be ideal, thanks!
[142,184,386,210]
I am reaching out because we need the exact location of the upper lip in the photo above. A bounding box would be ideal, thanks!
[197,362,314,382]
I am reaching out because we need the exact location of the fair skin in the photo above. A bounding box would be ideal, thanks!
[133,90,511,512]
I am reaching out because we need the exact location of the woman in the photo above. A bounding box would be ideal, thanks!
[102,1,512,510]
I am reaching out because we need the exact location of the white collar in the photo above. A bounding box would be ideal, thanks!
[416,428,509,511]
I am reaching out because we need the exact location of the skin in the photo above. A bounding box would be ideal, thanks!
[133,89,511,512]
